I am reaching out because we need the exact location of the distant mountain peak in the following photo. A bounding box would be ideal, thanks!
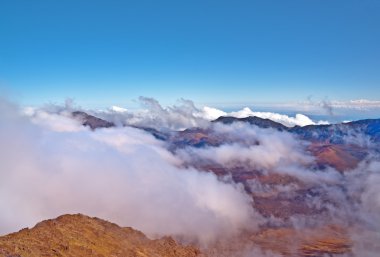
[213,116,288,131]
[72,111,115,130]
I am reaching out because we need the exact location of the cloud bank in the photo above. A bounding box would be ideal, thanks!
[3,97,380,256]
[0,99,257,245]
[89,97,329,130]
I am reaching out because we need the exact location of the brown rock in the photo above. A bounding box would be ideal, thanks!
[0,214,201,257]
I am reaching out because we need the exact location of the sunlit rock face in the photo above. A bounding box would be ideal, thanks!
[0,214,201,257]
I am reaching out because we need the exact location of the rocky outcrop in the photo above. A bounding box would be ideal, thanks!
[72,111,115,130]
[0,214,201,257]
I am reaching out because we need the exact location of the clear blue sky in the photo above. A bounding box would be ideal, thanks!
[0,0,379,109]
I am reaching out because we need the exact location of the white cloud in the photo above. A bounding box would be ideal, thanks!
[86,97,329,130]
[227,107,328,127]
[109,105,128,113]
[196,106,227,120]
[177,122,315,175]
[3,98,380,256]
[22,107,87,132]
[0,100,258,245]
[199,106,328,127]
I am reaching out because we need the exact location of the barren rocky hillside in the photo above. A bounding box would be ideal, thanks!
[0,214,201,257]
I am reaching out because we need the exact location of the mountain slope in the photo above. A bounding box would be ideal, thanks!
[214,116,380,143]
[0,214,201,257]
[72,111,115,130]
[213,116,288,131]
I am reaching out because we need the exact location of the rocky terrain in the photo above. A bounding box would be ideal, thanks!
[72,111,115,130]
[0,214,353,257]
[0,214,201,257]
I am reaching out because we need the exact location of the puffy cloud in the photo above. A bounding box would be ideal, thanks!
[96,97,210,130]
[95,98,329,130]
[109,105,128,113]
[173,120,380,256]
[4,97,380,256]
[0,99,258,245]
[357,161,380,229]
[196,106,329,127]
[177,122,314,171]
[225,107,329,127]
[197,106,227,121]
[22,107,86,132]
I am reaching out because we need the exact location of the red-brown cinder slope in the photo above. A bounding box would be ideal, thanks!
[0,214,202,257]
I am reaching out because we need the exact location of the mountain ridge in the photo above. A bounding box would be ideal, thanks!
[0,214,201,257]
[69,110,380,144]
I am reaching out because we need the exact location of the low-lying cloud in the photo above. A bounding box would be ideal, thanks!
[2,97,380,256]
[0,99,257,245]
[177,122,314,171]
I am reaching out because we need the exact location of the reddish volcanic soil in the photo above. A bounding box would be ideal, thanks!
[0,214,201,257]
[308,143,366,172]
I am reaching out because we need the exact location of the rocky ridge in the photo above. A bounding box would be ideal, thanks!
[0,214,201,257]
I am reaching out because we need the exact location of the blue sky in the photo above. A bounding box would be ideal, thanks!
[1,0,379,111]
